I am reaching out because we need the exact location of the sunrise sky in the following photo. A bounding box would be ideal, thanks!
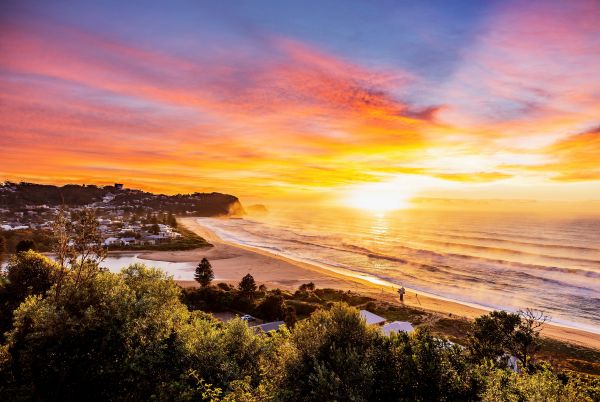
[1,0,599,205]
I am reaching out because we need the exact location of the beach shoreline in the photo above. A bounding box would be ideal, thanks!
[144,217,600,350]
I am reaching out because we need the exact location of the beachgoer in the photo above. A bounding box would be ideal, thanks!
[398,286,406,302]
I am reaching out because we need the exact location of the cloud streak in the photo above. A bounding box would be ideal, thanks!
[1,0,599,202]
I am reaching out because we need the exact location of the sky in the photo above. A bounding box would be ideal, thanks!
[1,0,599,206]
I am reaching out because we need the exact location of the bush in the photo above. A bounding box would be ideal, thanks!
[0,251,61,340]
[480,364,596,401]
[15,240,36,253]
[255,294,285,321]
[1,251,597,401]
[285,299,320,317]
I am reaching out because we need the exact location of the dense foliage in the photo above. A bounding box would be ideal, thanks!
[1,255,597,401]
[0,212,597,401]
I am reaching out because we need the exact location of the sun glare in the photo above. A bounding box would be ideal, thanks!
[345,181,414,212]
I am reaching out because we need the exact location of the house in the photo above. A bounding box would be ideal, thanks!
[359,310,386,326]
[382,321,414,336]
[253,321,285,334]
[103,237,120,246]
[141,238,157,245]
[120,237,137,245]
[0,224,29,231]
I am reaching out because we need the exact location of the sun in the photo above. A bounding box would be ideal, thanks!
[344,181,414,212]
[347,191,410,212]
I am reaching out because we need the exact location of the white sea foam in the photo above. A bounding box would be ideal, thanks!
[196,207,600,333]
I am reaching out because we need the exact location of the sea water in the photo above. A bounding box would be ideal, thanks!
[197,207,600,333]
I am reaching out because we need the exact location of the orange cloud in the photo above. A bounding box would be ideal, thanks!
[1,7,600,202]
[543,127,600,181]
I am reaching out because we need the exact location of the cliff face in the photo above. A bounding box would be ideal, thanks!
[227,199,246,217]
[0,182,244,217]
[190,192,245,216]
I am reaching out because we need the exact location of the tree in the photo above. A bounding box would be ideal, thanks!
[1,263,267,401]
[51,208,106,300]
[480,364,592,402]
[0,251,61,340]
[194,258,214,287]
[298,282,315,292]
[270,303,380,401]
[167,212,177,228]
[150,223,160,235]
[255,294,285,321]
[238,274,256,297]
[15,239,36,253]
[284,305,297,327]
[468,310,521,364]
[468,309,547,370]
[512,309,548,370]
[2,251,58,299]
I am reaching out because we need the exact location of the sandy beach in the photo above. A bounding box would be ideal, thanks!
[136,217,600,350]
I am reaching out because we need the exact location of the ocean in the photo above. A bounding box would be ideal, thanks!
[197,207,600,333]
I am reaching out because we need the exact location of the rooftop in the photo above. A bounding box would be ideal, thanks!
[382,321,414,336]
[253,321,285,333]
[359,310,386,326]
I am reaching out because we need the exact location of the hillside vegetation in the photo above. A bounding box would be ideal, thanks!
[0,212,598,401]
[0,181,244,216]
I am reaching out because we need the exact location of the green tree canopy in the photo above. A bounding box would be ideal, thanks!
[0,251,61,341]
[238,273,257,297]
[0,263,268,401]
[255,294,285,321]
[468,309,546,370]
[194,258,214,287]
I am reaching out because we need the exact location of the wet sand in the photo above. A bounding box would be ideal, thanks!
[138,217,600,350]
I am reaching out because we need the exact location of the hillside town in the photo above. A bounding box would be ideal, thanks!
[0,182,238,250]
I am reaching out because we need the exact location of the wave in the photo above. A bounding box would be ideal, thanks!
[414,238,600,267]
[409,229,600,253]
[197,216,600,332]
[416,226,597,248]
[247,229,600,280]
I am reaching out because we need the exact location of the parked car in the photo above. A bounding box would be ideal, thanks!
[240,314,256,322]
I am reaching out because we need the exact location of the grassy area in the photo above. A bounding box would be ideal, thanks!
[537,337,600,376]
[109,225,212,251]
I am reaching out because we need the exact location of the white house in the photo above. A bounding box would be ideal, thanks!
[120,237,137,245]
[382,321,414,336]
[0,224,29,231]
[359,310,386,326]
[103,237,120,246]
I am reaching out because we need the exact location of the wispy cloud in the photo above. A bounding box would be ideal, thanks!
[1,0,600,201]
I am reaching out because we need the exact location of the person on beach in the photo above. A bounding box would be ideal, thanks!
[398,286,406,302]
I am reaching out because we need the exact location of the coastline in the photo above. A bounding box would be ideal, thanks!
[143,217,600,350]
